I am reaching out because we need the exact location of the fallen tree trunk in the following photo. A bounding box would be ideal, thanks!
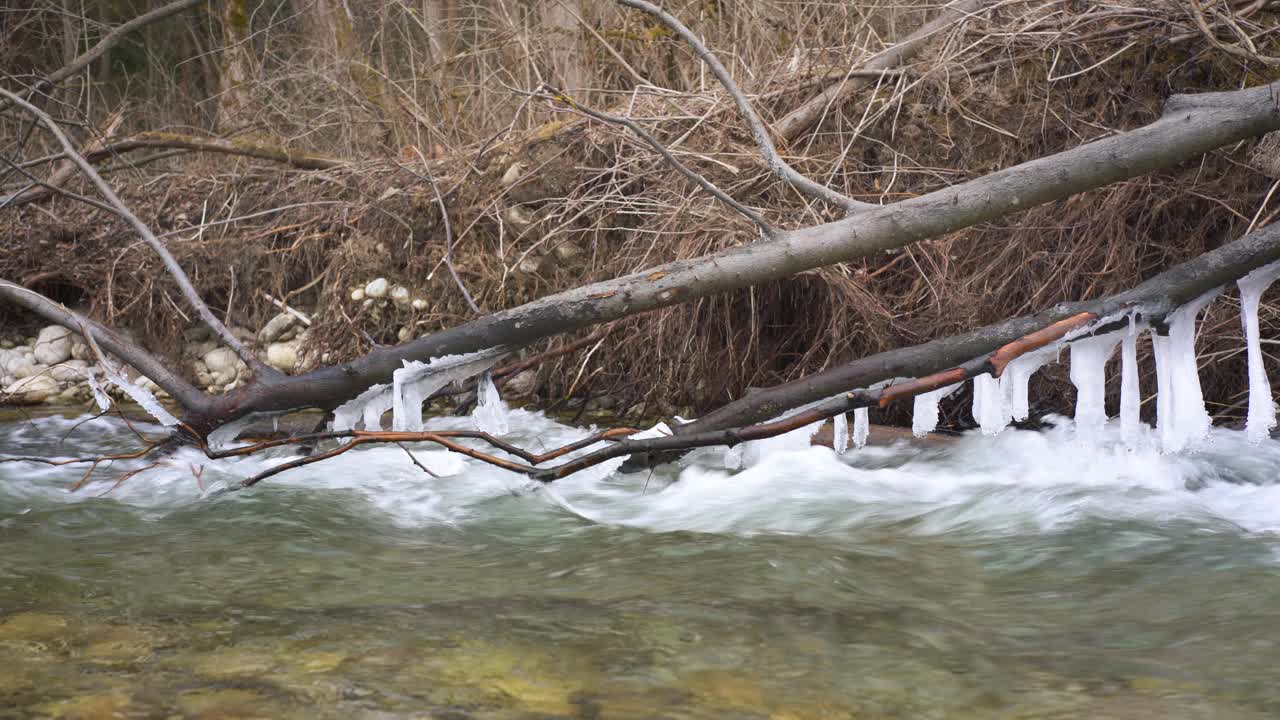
[168,79,1280,430]
[4,80,1279,434]
[166,217,1280,487]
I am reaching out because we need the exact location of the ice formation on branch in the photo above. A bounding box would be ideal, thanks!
[912,382,962,437]
[472,371,511,436]
[1120,315,1144,449]
[1238,260,1280,443]
[331,348,505,432]
[1151,288,1220,452]
[90,357,179,427]
[852,407,870,449]
[832,412,848,454]
[972,373,1011,435]
[1069,331,1122,445]
[1004,348,1058,422]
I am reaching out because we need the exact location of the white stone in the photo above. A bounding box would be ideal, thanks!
[500,162,525,186]
[517,255,544,274]
[48,360,90,384]
[265,341,300,373]
[10,359,38,379]
[553,241,582,260]
[391,285,411,306]
[202,347,244,385]
[504,369,537,396]
[258,312,298,343]
[33,325,72,363]
[70,337,91,361]
[365,278,389,298]
[351,288,366,302]
[3,374,59,404]
[411,298,427,311]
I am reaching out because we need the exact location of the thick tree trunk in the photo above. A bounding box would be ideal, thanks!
[216,0,256,130]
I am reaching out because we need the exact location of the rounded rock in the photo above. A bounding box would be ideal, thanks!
[365,278,388,299]
[265,341,300,373]
[258,313,299,343]
[3,375,59,405]
[33,326,72,365]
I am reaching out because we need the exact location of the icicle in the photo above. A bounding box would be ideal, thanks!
[852,407,869,448]
[362,390,396,431]
[1069,331,1122,445]
[1003,347,1058,422]
[972,373,1010,435]
[472,371,510,436]
[1120,315,1143,449]
[912,382,962,437]
[93,359,178,427]
[85,369,111,412]
[1152,288,1220,452]
[832,412,849,454]
[723,443,743,470]
[207,412,285,450]
[1239,260,1280,443]
[391,349,505,431]
[331,382,390,431]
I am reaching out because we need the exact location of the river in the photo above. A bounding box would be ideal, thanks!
[3,408,1280,718]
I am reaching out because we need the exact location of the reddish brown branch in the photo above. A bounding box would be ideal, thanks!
[876,368,967,408]
[988,312,1098,376]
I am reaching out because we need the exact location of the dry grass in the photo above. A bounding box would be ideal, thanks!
[3,0,1280,427]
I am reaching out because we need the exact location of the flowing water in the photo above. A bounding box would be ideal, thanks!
[4,408,1280,719]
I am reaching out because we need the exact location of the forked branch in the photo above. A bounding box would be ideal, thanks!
[613,0,875,213]
[0,88,279,380]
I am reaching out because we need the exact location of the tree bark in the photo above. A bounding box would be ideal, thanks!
[176,80,1280,431]
[216,0,256,130]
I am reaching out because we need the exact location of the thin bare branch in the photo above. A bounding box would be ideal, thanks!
[0,88,280,380]
[612,0,875,213]
[776,0,990,142]
[537,84,776,238]
[0,0,209,109]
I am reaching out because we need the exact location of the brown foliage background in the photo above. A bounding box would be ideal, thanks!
[3,0,1280,427]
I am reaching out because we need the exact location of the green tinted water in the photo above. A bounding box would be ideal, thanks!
[4,409,1280,719]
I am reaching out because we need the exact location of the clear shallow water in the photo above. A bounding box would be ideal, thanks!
[3,410,1280,718]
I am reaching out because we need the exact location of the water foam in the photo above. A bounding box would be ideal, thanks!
[5,411,1280,539]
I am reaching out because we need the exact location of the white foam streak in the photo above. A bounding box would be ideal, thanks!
[12,409,1280,541]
